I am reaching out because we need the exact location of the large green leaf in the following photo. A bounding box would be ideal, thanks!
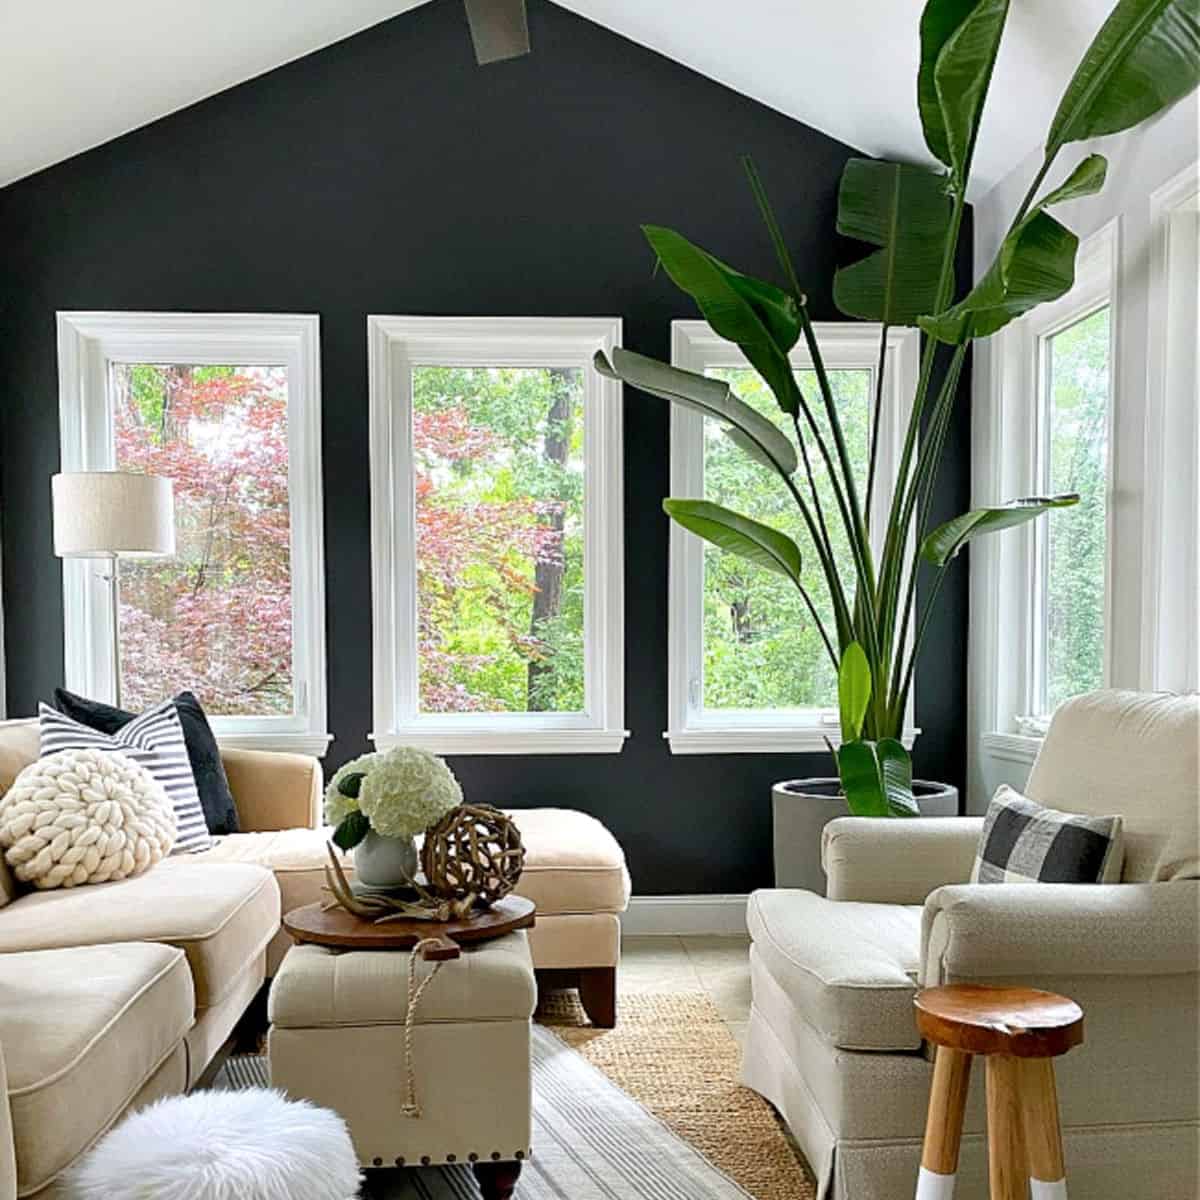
[919,210,1079,344]
[919,0,1011,181]
[833,158,952,325]
[1040,154,1109,207]
[838,642,872,742]
[642,225,804,415]
[1046,0,1200,159]
[836,738,917,818]
[331,809,370,851]
[594,348,798,475]
[662,499,802,582]
[921,493,1080,566]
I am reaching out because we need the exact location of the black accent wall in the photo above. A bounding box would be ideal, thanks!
[0,0,971,894]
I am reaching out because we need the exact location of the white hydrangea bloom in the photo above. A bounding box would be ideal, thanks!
[323,752,377,827]
[358,746,462,839]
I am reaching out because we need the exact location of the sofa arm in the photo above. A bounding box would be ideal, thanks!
[821,817,982,904]
[0,1044,15,1200]
[921,881,1200,985]
[220,748,322,832]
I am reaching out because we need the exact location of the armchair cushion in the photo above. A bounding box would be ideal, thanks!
[747,888,924,1051]
[822,817,983,904]
[220,747,321,832]
[921,880,1200,986]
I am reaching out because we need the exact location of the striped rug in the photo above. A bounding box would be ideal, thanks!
[216,1025,756,1199]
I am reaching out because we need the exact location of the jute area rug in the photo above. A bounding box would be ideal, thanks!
[541,990,816,1200]
[216,990,814,1199]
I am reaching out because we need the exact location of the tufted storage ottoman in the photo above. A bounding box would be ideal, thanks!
[268,931,535,1200]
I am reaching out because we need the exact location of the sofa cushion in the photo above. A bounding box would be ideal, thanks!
[509,808,631,915]
[747,888,924,1052]
[0,861,279,1010]
[0,942,192,1195]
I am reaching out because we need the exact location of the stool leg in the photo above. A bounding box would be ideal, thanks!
[1019,1058,1068,1199]
[916,1048,972,1199]
[985,1055,1027,1200]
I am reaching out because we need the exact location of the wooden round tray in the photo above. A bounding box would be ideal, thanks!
[283,894,536,961]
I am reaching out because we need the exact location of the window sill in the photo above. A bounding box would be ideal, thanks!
[371,728,629,756]
[665,727,920,755]
[980,731,1043,765]
[215,732,333,758]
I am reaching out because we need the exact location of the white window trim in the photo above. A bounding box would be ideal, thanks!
[367,316,625,755]
[56,311,330,757]
[1141,162,1200,693]
[975,223,1118,753]
[666,319,920,754]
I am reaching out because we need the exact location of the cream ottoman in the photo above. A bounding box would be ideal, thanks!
[200,807,631,1026]
[268,931,535,1200]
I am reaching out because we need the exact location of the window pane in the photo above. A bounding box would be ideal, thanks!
[1044,307,1110,712]
[111,364,293,716]
[412,366,584,714]
[702,367,871,710]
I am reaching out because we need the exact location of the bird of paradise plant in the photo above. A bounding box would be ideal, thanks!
[595,0,1199,816]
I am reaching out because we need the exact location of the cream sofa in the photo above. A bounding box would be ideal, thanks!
[0,718,629,1198]
[742,690,1200,1199]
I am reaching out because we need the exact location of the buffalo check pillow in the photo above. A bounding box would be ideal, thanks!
[971,785,1124,884]
[39,700,212,854]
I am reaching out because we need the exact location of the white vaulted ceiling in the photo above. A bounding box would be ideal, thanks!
[1,0,1118,193]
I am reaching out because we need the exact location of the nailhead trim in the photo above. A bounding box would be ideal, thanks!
[491,1151,501,1161]
[394,1157,405,1167]
[447,1154,456,1163]
[372,1157,382,1166]
[468,1153,478,1162]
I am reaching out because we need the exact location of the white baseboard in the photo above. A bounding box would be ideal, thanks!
[620,894,749,937]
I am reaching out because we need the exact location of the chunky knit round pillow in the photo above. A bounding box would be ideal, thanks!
[0,749,177,889]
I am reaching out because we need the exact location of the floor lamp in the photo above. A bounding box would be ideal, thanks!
[52,471,175,709]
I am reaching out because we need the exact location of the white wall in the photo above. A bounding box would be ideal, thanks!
[967,95,1200,811]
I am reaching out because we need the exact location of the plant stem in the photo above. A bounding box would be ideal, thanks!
[864,323,889,525]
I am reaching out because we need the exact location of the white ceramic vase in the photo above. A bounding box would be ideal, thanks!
[353,828,418,890]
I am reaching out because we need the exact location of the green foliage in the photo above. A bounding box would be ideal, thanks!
[642,225,804,415]
[919,0,1010,182]
[919,210,1079,343]
[833,159,953,325]
[663,500,802,582]
[921,494,1080,566]
[337,771,367,799]
[835,738,919,817]
[1045,0,1200,156]
[331,809,370,851]
[837,643,872,742]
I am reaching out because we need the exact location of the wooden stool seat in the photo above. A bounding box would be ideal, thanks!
[914,983,1083,1200]
[915,984,1084,1059]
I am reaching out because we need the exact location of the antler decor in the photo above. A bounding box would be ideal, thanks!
[322,842,475,924]
[421,803,525,907]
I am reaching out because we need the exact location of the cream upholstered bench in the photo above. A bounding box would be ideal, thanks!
[268,932,535,1200]
[194,804,631,1027]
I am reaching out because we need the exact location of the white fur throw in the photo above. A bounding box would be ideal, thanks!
[0,748,176,889]
[63,1088,361,1200]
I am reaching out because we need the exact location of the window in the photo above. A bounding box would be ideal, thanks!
[57,313,328,754]
[975,224,1117,763]
[368,317,624,754]
[1034,306,1112,717]
[667,320,919,753]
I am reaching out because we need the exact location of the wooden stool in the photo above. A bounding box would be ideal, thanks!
[913,984,1084,1200]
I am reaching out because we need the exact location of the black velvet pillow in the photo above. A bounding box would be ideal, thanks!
[53,688,240,835]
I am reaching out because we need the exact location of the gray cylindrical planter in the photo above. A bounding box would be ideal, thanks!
[352,829,419,890]
[772,777,959,893]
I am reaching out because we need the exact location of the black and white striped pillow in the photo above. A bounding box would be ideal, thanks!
[39,700,212,854]
[971,786,1123,884]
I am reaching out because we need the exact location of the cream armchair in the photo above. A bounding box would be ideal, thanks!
[742,690,1200,1200]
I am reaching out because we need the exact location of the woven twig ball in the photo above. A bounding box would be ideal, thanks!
[421,803,525,907]
[0,749,176,889]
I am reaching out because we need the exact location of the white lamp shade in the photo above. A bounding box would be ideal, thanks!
[52,472,175,558]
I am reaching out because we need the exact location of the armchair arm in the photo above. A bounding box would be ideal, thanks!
[220,748,322,832]
[921,881,1200,986]
[822,817,983,903]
